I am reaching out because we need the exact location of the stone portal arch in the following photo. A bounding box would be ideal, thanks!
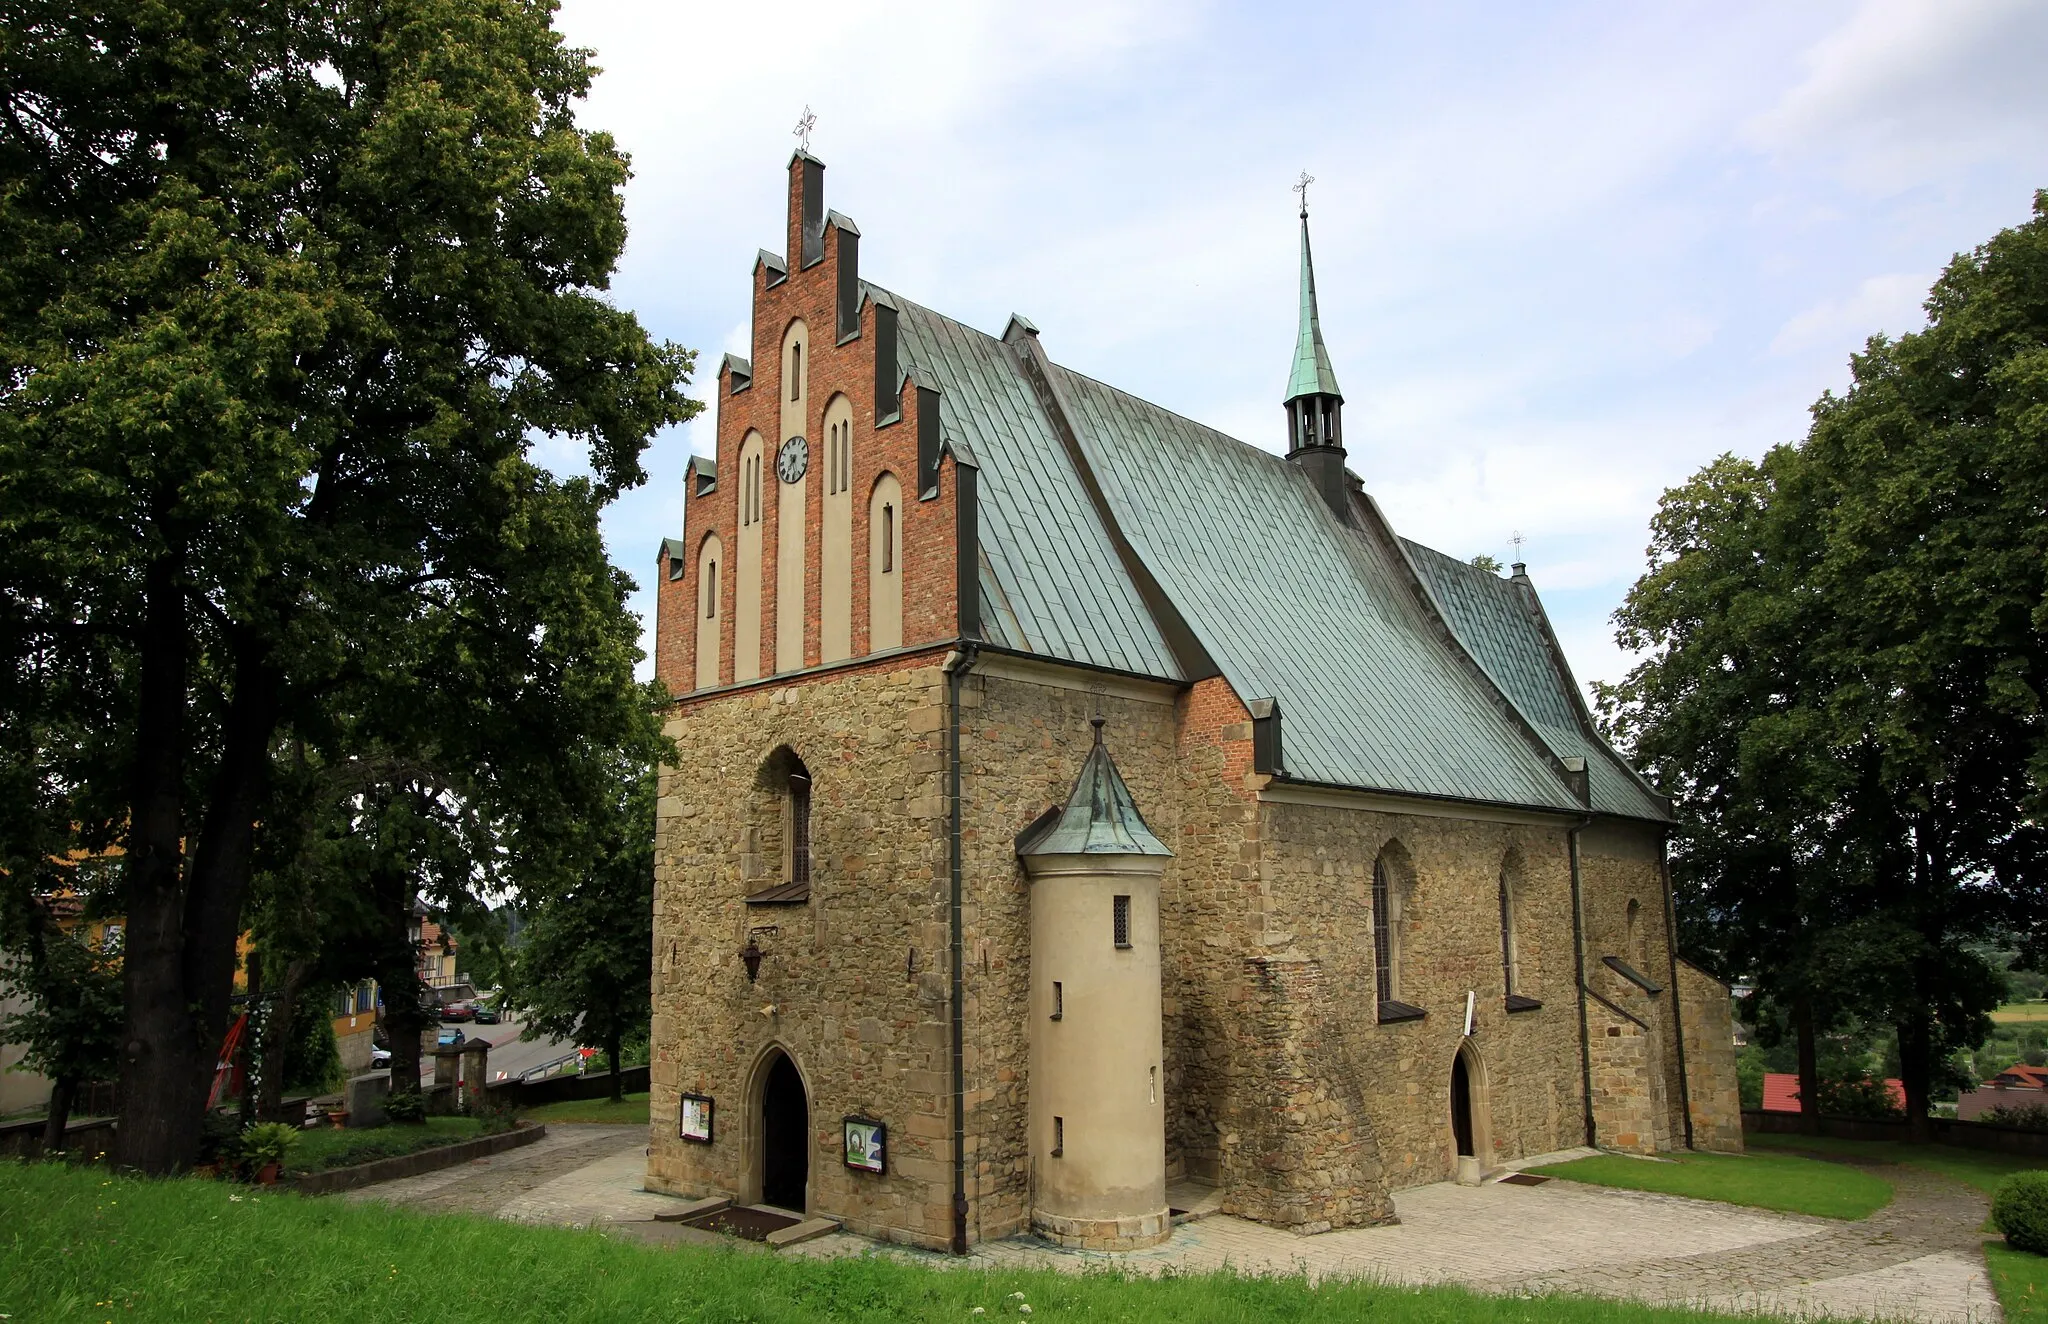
[1450,1038,1494,1182]
[744,1042,811,1213]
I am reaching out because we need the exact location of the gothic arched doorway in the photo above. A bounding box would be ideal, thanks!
[1450,1050,1476,1158]
[760,1050,809,1212]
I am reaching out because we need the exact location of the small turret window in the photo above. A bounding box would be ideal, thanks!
[1051,981,1063,1020]
[789,341,802,401]
[1112,894,1131,949]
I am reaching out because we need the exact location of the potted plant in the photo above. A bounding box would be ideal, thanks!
[239,1122,301,1185]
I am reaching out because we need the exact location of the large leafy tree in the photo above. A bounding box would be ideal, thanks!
[1603,193,2048,1139]
[513,757,655,1104]
[0,0,694,1171]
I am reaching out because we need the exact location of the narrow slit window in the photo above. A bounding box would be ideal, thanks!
[881,503,895,573]
[790,343,802,400]
[1149,1065,1157,1104]
[1498,870,1518,995]
[1112,894,1131,949]
[1372,857,1394,1004]
[704,562,717,619]
[788,773,812,885]
[1052,1116,1063,1157]
[1051,981,1063,1020]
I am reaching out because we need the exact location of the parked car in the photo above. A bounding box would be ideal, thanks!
[439,1001,474,1022]
[436,1027,466,1048]
[370,1044,392,1069]
[471,1003,500,1025]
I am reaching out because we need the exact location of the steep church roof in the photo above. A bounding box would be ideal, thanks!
[864,245,1666,822]
[1402,540,1668,821]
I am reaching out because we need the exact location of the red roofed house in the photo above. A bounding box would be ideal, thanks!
[1760,1072,1906,1114]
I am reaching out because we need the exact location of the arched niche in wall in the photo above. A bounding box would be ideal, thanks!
[695,532,724,691]
[868,471,903,652]
[819,393,855,663]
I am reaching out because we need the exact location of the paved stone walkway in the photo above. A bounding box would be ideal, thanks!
[339,1128,2004,1322]
[344,1124,651,1222]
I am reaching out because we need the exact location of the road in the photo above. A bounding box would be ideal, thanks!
[421,1015,580,1085]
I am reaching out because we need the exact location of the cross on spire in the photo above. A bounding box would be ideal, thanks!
[1293,171,1314,218]
[793,106,817,154]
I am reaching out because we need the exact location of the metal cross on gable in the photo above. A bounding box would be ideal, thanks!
[793,106,817,154]
[1293,170,1314,217]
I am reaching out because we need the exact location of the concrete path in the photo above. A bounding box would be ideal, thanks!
[340,1129,2005,1322]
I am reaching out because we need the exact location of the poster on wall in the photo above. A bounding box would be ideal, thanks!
[679,1094,714,1144]
[842,1116,886,1174]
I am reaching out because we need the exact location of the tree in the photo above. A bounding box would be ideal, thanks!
[513,758,656,1104]
[0,0,695,1171]
[1602,192,2048,1140]
[0,892,122,1152]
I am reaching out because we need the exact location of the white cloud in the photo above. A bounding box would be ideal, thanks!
[1768,271,1930,356]
[1749,0,2048,191]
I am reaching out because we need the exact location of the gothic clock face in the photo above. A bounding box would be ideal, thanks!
[776,435,809,484]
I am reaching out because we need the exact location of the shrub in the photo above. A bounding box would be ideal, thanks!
[383,1089,428,1124]
[1983,1104,2048,1132]
[1817,1075,1904,1120]
[1995,1172,2048,1254]
[238,1122,300,1176]
[466,1086,520,1134]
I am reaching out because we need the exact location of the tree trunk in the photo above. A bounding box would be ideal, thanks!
[1897,1014,1935,1143]
[1794,993,1821,1135]
[41,1076,76,1155]
[116,552,205,1174]
[258,959,311,1123]
[606,1027,624,1104]
[182,633,280,1118]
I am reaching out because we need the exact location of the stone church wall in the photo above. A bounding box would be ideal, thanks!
[1252,802,1589,1198]
[1677,959,1745,1153]
[648,651,961,1248]
[1577,823,1685,1152]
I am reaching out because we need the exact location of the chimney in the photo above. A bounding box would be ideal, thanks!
[790,151,825,269]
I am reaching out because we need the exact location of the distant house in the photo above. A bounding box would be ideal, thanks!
[1957,1064,2048,1121]
[1759,1072,1906,1114]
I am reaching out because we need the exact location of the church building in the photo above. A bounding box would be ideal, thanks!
[646,153,1743,1253]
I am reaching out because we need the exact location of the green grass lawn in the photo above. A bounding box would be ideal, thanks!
[522,1092,650,1126]
[1745,1131,2048,1199]
[1994,1002,2048,1024]
[286,1116,489,1174]
[1528,1150,1894,1219]
[0,1161,1775,1324]
[1986,1242,2048,1321]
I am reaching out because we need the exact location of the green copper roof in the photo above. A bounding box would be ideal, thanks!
[1402,540,1669,822]
[1283,213,1343,404]
[1017,719,1173,858]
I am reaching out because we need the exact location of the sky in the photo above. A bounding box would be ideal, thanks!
[544,0,2048,699]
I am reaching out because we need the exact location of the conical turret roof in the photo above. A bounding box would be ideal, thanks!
[1284,211,1343,404]
[1016,719,1172,858]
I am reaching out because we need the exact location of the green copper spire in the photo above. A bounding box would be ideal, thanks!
[1283,209,1344,405]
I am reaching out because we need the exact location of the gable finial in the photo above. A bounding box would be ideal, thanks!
[1090,715,1106,746]
[793,105,817,154]
[1293,170,1314,219]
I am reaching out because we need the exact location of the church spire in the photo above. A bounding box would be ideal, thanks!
[1281,174,1349,519]
[1284,207,1343,405]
